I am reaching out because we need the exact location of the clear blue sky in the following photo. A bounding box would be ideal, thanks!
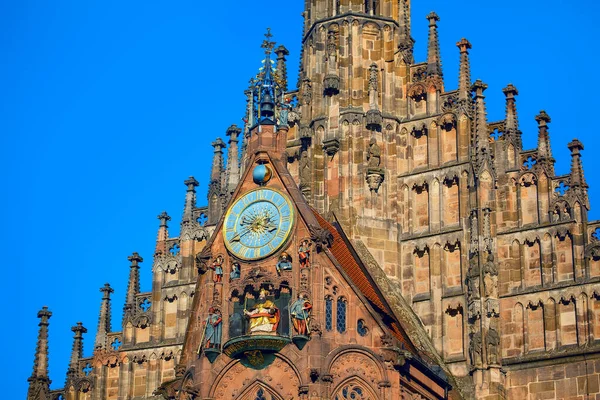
[3,1,599,396]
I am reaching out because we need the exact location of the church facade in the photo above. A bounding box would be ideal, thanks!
[27,1,600,399]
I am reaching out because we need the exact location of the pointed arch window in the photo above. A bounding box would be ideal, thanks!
[336,297,347,333]
[325,296,333,331]
[335,382,368,399]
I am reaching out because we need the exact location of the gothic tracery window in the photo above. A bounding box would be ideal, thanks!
[336,297,347,333]
[335,382,369,399]
[325,296,333,331]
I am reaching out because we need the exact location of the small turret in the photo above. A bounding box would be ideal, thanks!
[456,38,472,101]
[66,322,87,386]
[426,12,443,78]
[27,307,52,400]
[123,252,143,325]
[155,211,171,255]
[94,283,114,351]
[535,110,555,175]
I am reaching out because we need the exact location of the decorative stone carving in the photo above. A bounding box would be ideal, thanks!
[195,247,212,275]
[308,225,334,251]
[301,78,312,105]
[366,172,385,193]
[466,256,480,301]
[365,109,383,131]
[324,74,340,96]
[367,138,381,168]
[322,138,340,156]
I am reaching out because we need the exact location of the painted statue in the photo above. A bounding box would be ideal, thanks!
[210,255,224,283]
[298,240,311,268]
[230,262,241,280]
[276,252,293,274]
[278,98,291,127]
[244,289,280,333]
[203,308,222,349]
[290,294,312,336]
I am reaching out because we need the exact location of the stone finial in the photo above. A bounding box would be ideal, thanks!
[182,177,199,223]
[210,138,226,184]
[66,322,87,384]
[568,139,588,188]
[457,38,472,100]
[426,12,443,78]
[27,307,52,400]
[157,211,171,228]
[95,284,114,350]
[155,211,170,255]
[502,84,521,149]
[124,252,143,310]
[535,111,555,174]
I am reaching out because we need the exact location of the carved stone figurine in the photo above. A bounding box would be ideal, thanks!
[466,257,481,301]
[469,331,483,368]
[276,252,293,274]
[486,328,500,365]
[290,294,312,336]
[367,137,381,168]
[278,98,291,127]
[230,262,241,281]
[298,240,311,268]
[203,308,222,349]
[210,255,224,283]
[483,254,499,298]
[244,289,280,334]
[299,150,311,185]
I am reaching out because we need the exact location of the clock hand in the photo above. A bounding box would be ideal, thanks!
[231,227,252,242]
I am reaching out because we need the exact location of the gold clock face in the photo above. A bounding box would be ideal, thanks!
[223,188,294,261]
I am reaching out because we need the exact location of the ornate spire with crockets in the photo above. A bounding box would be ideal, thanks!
[155,211,170,255]
[208,138,226,224]
[259,28,276,124]
[535,110,555,175]
[472,80,493,177]
[28,307,52,400]
[457,38,471,101]
[426,12,442,78]
[123,252,143,325]
[503,84,521,148]
[224,125,242,196]
[275,45,289,93]
[182,176,199,224]
[95,283,114,350]
[66,322,87,386]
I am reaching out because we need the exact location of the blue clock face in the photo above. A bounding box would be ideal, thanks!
[223,188,294,260]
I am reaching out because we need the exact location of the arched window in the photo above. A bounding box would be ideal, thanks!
[334,382,369,399]
[337,297,347,333]
[325,296,333,331]
[357,319,368,336]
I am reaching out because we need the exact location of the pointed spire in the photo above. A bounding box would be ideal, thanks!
[568,139,588,189]
[210,138,226,184]
[258,28,276,124]
[426,12,443,78]
[182,176,199,223]
[535,110,555,174]
[123,252,143,324]
[95,283,114,351]
[155,211,170,255]
[472,80,491,173]
[456,38,472,100]
[28,307,52,400]
[398,0,411,41]
[225,125,242,195]
[503,84,521,147]
[274,45,289,93]
[66,322,87,385]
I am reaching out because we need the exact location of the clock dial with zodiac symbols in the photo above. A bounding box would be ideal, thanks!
[223,188,295,260]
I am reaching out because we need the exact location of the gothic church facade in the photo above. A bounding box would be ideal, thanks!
[27,1,600,399]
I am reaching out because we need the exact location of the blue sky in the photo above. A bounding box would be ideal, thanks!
[3,0,599,396]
